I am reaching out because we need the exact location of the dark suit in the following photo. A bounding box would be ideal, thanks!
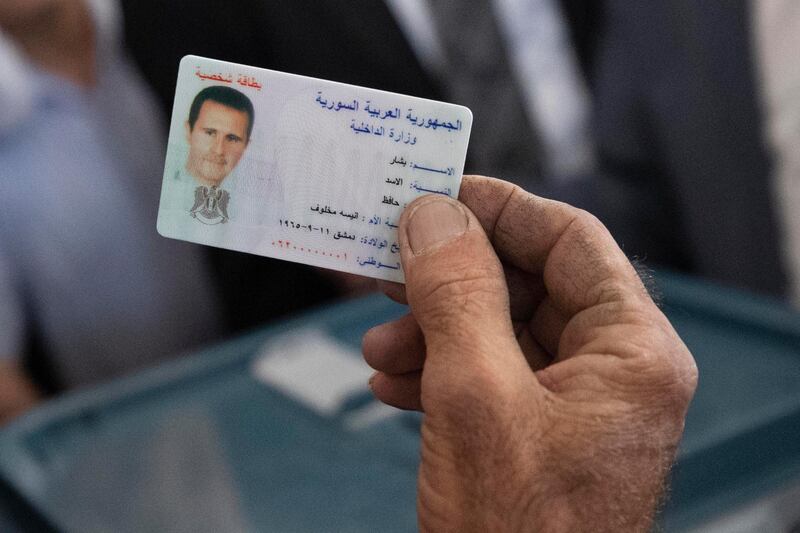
[122,0,788,305]
[583,1,786,297]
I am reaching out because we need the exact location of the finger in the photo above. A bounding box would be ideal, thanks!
[458,175,650,316]
[376,280,407,304]
[505,263,546,322]
[379,236,545,316]
[529,295,572,357]
[362,313,426,374]
[398,194,534,385]
[369,371,422,411]
[514,321,553,371]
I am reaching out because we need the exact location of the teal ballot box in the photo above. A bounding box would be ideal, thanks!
[1,272,799,532]
[656,274,800,532]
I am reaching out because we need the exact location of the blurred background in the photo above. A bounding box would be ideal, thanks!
[0,1,799,531]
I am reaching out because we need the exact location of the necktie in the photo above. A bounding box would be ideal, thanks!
[426,0,543,187]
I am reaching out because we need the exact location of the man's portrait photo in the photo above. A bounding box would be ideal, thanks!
[184,85,254,224]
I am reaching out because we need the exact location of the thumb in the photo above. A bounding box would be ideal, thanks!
[399,195,527,379]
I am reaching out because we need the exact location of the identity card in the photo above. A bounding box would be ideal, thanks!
[156,55,473,283]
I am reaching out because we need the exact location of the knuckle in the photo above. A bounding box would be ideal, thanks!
[412,260,506,324]
[628,327,698,408]
[568,208,608,244]
[663,345,699,405]
[587,277,631,306]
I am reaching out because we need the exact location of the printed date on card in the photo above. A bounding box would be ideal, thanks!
[157,55,472,283]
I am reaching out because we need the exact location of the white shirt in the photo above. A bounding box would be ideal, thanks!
[384,0,593,180]
[753,0,800,305]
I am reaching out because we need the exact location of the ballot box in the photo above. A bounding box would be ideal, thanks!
[657,274,800,532]
[0,272,799,532]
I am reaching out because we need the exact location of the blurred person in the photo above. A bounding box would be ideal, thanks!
[123,0,799,305]
[120,0,593,318]
[0,0,221,423]
[570,1,799,305]
[364,176,698,531]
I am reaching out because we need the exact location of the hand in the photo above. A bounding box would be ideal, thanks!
[0,359,42,425]
[363,176,698,532]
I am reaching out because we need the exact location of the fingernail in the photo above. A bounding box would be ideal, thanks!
[368,372,378,390]
[407,198,468,254]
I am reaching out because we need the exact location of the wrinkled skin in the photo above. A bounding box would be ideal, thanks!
[363,176,698,532]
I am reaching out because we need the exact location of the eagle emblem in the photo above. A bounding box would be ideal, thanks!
[189,185,230,224]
